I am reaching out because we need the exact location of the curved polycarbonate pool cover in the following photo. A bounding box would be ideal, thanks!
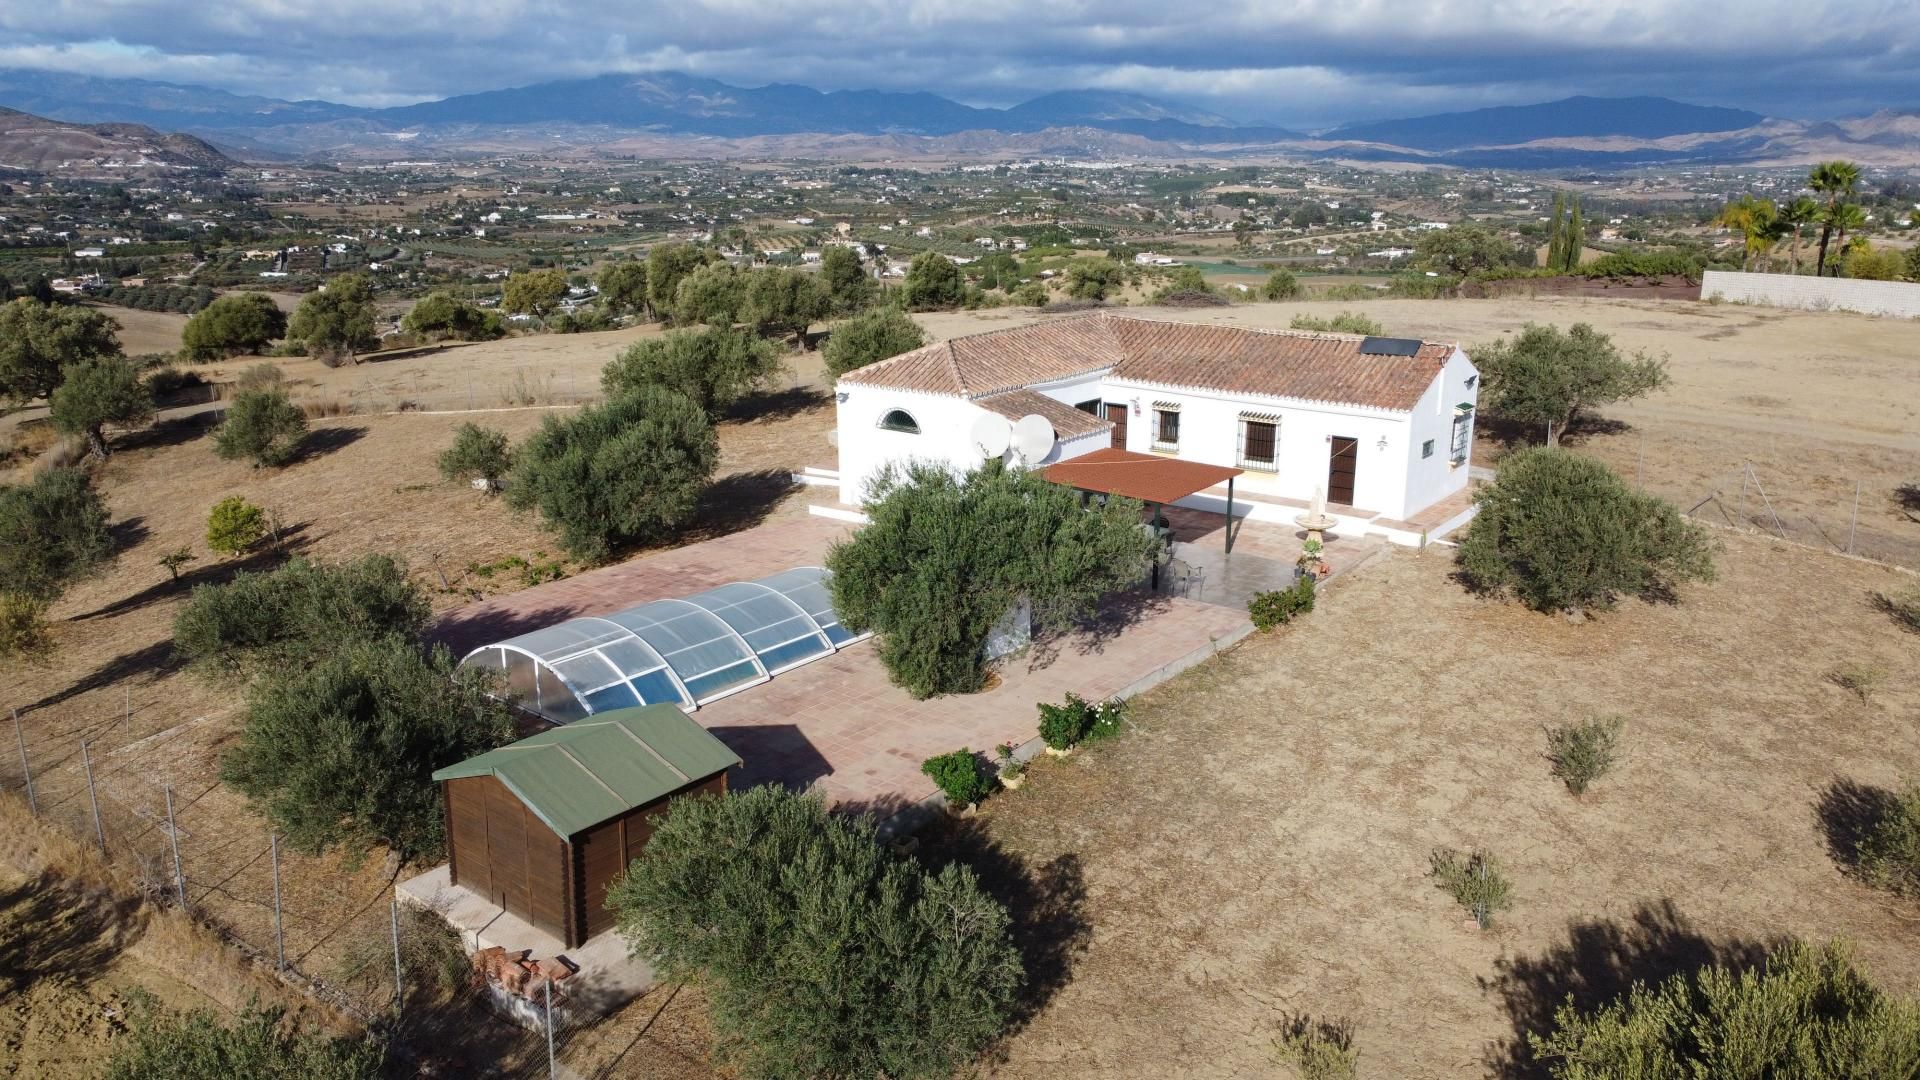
[459,567,867,722]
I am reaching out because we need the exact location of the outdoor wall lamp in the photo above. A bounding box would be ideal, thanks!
[835,391,849,403]
[1376,435,1389,451]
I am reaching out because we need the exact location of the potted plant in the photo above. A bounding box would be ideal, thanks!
[921,749,991,811]
[996,743,1027,790]
[1038,693,1095,756]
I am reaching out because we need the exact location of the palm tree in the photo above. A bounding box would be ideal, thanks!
[1777,196,1819,275]
[1828,203,1869,275]
[1714,195,1777,272]
[1808,160,1861,276]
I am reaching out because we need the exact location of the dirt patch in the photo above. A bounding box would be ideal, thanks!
[1456,274,1701,301]
[924,534,1920,1078]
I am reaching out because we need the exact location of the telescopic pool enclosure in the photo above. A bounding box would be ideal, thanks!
[459,566,868,724]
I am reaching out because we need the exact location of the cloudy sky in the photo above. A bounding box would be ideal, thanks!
[1,1,1913,127]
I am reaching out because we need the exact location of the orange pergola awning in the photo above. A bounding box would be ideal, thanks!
[1039,448,1245,551]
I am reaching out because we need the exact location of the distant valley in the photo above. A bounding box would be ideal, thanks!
[0,68,1916,169]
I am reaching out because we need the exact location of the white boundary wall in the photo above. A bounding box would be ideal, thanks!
[1702,270,1920,319]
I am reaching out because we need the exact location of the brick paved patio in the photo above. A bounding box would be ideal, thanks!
[432,517,1250,817]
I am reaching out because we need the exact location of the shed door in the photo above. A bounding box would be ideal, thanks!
[1327,436,1358,506]
[1105,403,1128,449]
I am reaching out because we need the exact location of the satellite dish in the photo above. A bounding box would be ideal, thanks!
[969,413,1012,459]
[1010,414,1056,465]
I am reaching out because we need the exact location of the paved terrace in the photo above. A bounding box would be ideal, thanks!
[434,517,1251,817]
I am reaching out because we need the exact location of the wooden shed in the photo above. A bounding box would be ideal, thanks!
[431,704,741,947]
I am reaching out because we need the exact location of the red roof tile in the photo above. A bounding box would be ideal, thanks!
[975,388,1112,439]
[839,312,1454,411]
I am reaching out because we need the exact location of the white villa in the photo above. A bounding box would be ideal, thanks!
[830,313,1480,544]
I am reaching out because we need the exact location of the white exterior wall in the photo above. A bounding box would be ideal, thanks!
[1399,346,1479,520]
[834,386,1103,505]
[1702,271,1920,319]
[1098,381,1412,516]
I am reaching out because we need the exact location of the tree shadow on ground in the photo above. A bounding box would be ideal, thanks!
[19,637,185,714]
[1896,483,1920,521]
[724,385,829,424]
[1476,413,1630,451]
[289,424,369,464]
[115,412,217,454]
[1481,899,1773,1079]
[109,514,151,553]
[678,469,799,545]
[1816,776,1900,875]
[1870,590,1920,634]
[914,815,1091,1038]
[1024,586,1171,673]
[70,523,313,624]
[0,872,145,996]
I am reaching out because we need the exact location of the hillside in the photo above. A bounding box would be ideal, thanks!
[0,106,236,172]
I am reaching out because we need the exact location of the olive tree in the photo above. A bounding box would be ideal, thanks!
[606,786,1022,1080]
[1529,941,1920,1077]
[401,292,502,341]
[437,422,512,491]
[502,268,568,319]
[596,259,650,317]
[1064,257,1125,300]
[1457,448,1714,617]
[214,388,308,467]
[601,326,784,416]
[220,636,515,859]
[1474,322,1669,445]
[180,292,288,360]
[671,262,747,327]
[173,554,431,678]
[829,460,1158,697]
[50,355,154,459]
[646,242,712,317]
[0,297,122,404]
[902,252,963,310]
[822,306,926,382]
[818,244,875,313]
[743,267,828,344]
[506,386,718,562]
[288,274,378,364]
[0,467,115,603]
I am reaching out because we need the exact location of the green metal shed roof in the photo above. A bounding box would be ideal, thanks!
[432,704,741,838]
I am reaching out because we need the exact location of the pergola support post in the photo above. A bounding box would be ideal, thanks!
[1225,477,1235,554]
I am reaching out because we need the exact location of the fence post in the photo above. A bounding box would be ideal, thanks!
[546,976,557,1078]
[1737,467,1749,527]
[165,785,186,910]
[1848,481,1860,555]
[391,896,404,1017]
[12,709,35,815]
[270,832,285,971]
[83,741,106,856]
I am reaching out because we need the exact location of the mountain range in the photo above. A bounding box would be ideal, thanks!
[0,69,1915,169]
[0,106,236,172]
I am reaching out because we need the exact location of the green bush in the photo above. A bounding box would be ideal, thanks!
[1880,587,1920,633]
[204,495,268,557]
[0,592,53,666]
[221,637,514,859]
[104,995,384,1080]
[505,386,718,562]
[1290,311,1383,335]
[287,274,377,363]
[902,251,963,310]
[437,422,511,490]
[1858,787,1920,896]
[829,460,1156,698]
[214,388,307,467]
[1249,577,1315,631]
[1528,941,1920,1076]
[1829,662,1888,703]
[1429,848,1512,930]
[822,306,926,382]
[921,749,991,806]
[1272,1016,1358,1080]
[401,291,503,341]
[1545,716,1623,795]
[1037,692,1097,751]
[0,466,114,602]
[173,553,431,677]
[1261,269,1303,300]
[236,362,283,393]
[1457,449,1714,617]
[1010,280,1050,307]
[336,905,470,1002]
[605,786,1022,1079]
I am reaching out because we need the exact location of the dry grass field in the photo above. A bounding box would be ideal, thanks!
[936,532,1920,1078]
[3,291,1916,1073]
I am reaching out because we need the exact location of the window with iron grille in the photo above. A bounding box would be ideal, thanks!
[1449,406,1473,465]
[1154,408,1180,449]
[1237,416,1278,470]
[1422,439,1435,459]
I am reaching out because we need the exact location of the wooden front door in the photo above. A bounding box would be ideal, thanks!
[1327,436,1358,506]
[1105,403,1128,449]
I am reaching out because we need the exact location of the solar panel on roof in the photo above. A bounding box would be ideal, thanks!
[1358,336,1423,357]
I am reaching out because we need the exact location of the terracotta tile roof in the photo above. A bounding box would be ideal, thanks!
[1039,448,1242,505]
[839,312,1454,411]
[976,388,1113,439]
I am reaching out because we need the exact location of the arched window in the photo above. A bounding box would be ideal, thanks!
[878,408,921,434]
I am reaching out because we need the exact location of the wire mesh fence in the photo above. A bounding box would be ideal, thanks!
[1679,461,1920,571]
